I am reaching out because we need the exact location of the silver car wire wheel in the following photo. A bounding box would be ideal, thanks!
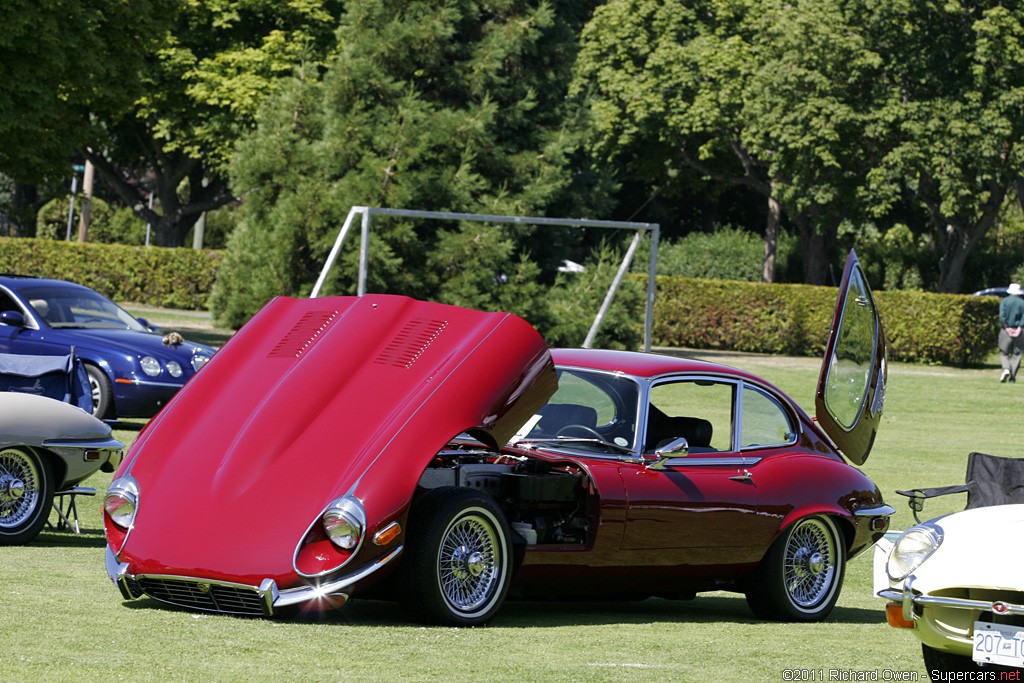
[783,517,839,609]
[0,447,41,528]
[437,508,504,614]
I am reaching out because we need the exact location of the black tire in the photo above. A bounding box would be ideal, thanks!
[745,515,846,622]
[0,446,55,545]
[86,364,114,419]
[922,643,1015,680]
[402,487,513,626]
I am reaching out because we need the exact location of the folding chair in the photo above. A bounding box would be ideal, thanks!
[50,486,97,534]
[896,451,1024,523]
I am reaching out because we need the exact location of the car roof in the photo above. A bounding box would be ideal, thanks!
[550,348,765,383]
[0,275,96,294]
[0,274,78,288]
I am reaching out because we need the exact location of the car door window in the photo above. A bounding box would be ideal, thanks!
[648,380,734,452]
[740,385,796,449]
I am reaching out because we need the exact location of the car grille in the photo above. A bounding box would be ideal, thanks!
[137,576,267,616]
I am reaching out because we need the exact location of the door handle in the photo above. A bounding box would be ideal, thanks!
[729,469,752,482]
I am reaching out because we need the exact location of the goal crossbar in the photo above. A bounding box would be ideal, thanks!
[311,206,660,351]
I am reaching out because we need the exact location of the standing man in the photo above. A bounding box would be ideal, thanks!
[999,283,1024,383]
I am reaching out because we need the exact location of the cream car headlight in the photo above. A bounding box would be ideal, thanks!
[887,524,944,581]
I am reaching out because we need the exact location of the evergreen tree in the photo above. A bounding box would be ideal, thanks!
[215,0,605,329]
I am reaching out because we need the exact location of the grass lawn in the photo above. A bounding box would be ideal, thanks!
[3,346,1015,682]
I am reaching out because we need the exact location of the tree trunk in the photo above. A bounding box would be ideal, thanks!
[11,184,38,237]
[762,194,781,282]
[932,183,1005,293]
[796,216,838,285]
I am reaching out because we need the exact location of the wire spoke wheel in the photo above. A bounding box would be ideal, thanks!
[0,446,52,544]
[745,514,845,621]
[438,513,501,613]
[783,518,837,609]
[0,447,42,528]
[404,487,512,626]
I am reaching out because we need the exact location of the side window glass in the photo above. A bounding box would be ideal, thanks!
[0,291,18,314]
[648,380,734,452]
[823,265,877,430]
[741,386,796,449]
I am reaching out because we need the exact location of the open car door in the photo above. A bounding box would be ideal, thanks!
[814,250,887,466]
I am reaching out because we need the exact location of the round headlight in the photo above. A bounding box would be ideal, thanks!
[887,524,944,581]
[192,354,211,372]
[166,361,182,378]
[321,497,366,551]
[140,356,161,377]
[104,476,140,529]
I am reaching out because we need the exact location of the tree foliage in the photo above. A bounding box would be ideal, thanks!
[90,0,344,247]
[213,0,604,330]
[0,0,176,180]
[860,0,1024,292]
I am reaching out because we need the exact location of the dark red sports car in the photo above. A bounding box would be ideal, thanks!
[104,251,891,625]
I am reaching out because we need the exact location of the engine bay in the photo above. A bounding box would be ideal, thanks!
[416,446,593,546]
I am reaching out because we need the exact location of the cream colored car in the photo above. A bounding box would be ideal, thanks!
[879,504,1024,677]
[0,392,122,544]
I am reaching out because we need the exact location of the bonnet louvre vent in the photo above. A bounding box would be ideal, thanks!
[375,318,448,369]
[268,310,339,358]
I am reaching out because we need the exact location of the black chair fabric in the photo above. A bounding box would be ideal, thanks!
[896,451,1024,522]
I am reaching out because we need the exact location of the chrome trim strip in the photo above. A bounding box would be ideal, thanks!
[42,437,124,451]
[660,456,763,468]
[118,378,185,388]
[106,544,404,615]
[274,545,403,609]
[854,504,895,517]
[878,575,1024,621]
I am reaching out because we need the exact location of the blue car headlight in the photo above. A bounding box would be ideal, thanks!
[192,354,211,372]
[140,356,161,377]
[166,360,182,378]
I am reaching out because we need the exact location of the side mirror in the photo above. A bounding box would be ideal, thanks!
[0,310,25,327]
[647,437,689,471]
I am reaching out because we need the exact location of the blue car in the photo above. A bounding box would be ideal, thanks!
[0,276,215,419]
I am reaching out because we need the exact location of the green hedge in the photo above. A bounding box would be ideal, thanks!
[0,238,1000,364]
[652,276,998,367]
[0,237,222,310]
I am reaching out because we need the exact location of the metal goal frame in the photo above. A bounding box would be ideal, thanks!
[311,206,660,351]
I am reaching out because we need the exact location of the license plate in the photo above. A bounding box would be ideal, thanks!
[974,621,1024,668]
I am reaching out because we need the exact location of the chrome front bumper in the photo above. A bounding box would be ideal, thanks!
[878,575,1024,623]
[105,544,402,616]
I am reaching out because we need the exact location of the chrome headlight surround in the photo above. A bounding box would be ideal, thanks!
[322,497,366,551]
[887,523,944,581]
[104,475,140,530]
[140,356,162,377]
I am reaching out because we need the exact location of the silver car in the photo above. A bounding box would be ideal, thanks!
[0,392,122,544]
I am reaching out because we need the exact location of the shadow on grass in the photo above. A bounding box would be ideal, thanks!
[117,593,882,628]
[33,528,106,548]
[107,418,148,432]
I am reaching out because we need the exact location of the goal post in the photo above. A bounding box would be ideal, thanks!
[311,206,660,351]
